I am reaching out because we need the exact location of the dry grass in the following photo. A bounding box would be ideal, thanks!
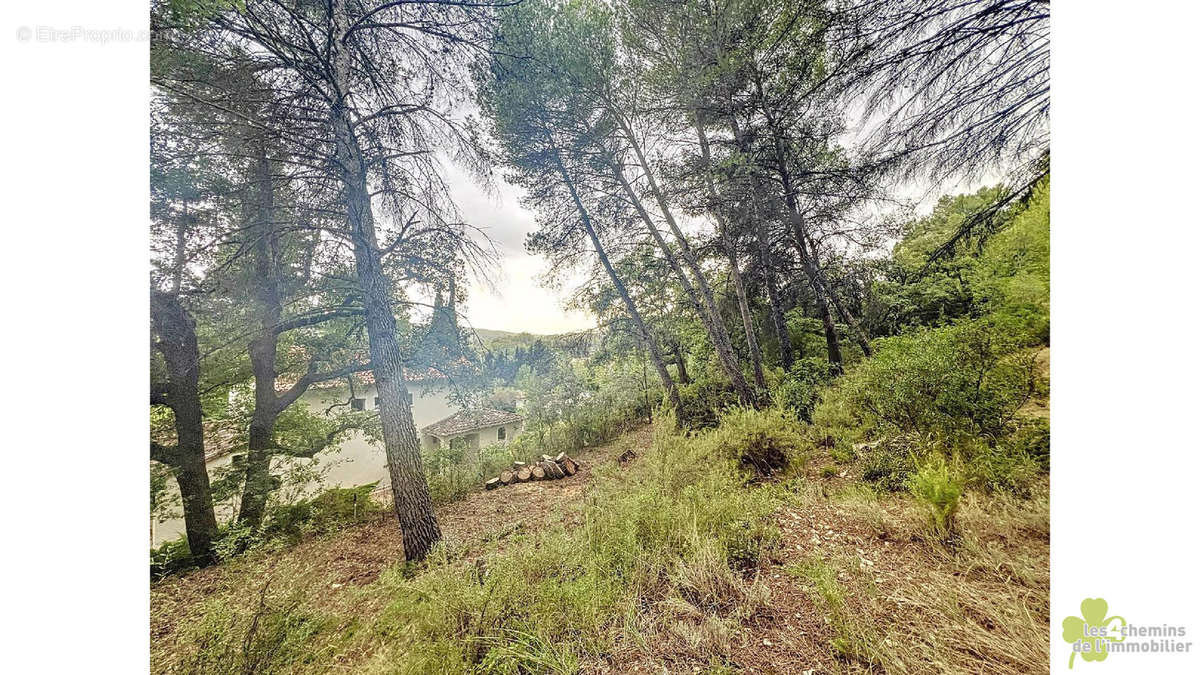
[151,422,1049,674]
[150,428,643,674]
[714,477,1050,674]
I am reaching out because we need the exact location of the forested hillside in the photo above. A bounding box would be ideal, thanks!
[150,0,1049,672]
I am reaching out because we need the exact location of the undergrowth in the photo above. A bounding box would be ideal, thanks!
[170,407,802,673]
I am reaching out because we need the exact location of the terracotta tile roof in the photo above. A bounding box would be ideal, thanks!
[152,418,243,463]
[275,366,448,393]
[421,408,524,438]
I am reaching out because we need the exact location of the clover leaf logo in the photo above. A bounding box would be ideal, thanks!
[1062,598,1126,668]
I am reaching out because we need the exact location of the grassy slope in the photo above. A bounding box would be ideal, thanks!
[151,415,1048,674]
[151,430,644,672]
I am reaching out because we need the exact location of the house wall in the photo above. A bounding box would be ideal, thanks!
[151,379,459,547]
[291,380,455,488]
[331,380,457,429]
[425,421,524,453]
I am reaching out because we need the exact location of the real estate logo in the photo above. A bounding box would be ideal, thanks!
[1062,598,1193,668]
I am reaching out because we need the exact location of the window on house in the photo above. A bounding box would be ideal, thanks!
[368,393,410,409]
[497,426,506,441]
[351,397,365,411]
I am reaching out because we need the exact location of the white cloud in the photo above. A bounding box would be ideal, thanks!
[443,163,595,335]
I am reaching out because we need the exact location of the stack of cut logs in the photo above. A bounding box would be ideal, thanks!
[485,453,579,490]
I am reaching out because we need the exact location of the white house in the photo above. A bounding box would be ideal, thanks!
[421,408,525,453]
[333,374,458,431]
[152,369,463,547]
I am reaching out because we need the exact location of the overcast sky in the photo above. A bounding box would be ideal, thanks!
[441,163,594,336]
[439,157,1004,337]
[435,98,1013,338]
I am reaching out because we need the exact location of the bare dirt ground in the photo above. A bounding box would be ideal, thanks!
[723,481,1050,674]
[597,454,1049,674]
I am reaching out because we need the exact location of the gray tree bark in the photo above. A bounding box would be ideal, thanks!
[720,101,795,374]
[606,152,756,407]
[693,117,768,390]
[239,137,282,530]
[804,229,874,358]
[550,145,684,418]
[331,0,440,561]
[151,291,219,566]
[751,75,844,374]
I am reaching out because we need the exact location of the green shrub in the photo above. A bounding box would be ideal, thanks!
[873,178,1049,344]
[909,456,964,539]
[814,317,1036,443]
[150,535,198,577]
[772,357,835,422]
[425,463,479,506]
[811,380,868,450]
[706,406,808,478]
[860,440,917,493]
[957,419,1047,497]
[677,376,740,429]
[964,442,1040,498]
[1006,417,1050,470]
[970,180,1050,344]
[829,441,857,464]
[262,483,381,542]
[505,362,649,463]
[478,442,517,480]
[152,483,384,578]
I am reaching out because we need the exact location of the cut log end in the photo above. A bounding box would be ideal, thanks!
[487,455,578,492]
[556,454,578,476]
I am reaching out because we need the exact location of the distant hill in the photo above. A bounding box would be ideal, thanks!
[470,328,547,349]
[470,327,597,357]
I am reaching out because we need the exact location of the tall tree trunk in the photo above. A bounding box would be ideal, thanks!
[551,148,684,419]
[791,218,844,375]
[609,111,754,404]
[172,202,188,295]
[332,0,440,561]
[606,153,755,407]
[693,116,767,390]
[671,341,690,385]
[826,286,872,357]
[749,193,792,371]
[151,291,219,566]
[758,225,794,371]
[239,138,282,530]
[721,105,794,373]
[750,71,844,374]
[804,230,873,357]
